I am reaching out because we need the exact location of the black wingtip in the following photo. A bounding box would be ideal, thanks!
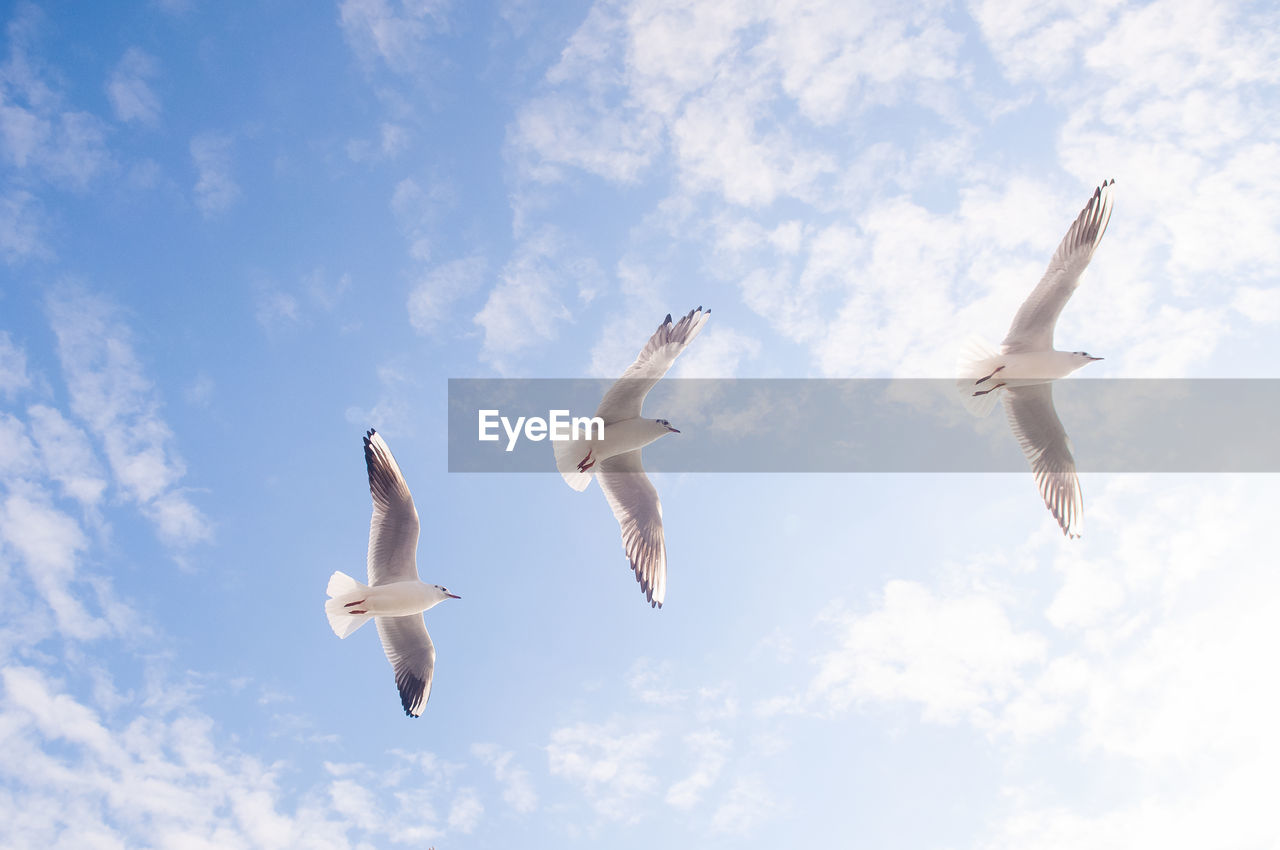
[664,313,672,324]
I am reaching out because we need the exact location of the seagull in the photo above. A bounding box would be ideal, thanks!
[325,429,461,717]
[957,180,1115,538]
[554,307,710,607]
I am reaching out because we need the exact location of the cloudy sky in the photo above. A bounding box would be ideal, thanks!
[2,0,1278,846]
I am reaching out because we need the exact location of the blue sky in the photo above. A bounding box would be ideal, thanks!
[2,0,1279,847]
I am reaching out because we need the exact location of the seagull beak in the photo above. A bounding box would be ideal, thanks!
[446,592,461,599]
[1088,355,1104,361]
[668,426,680,433]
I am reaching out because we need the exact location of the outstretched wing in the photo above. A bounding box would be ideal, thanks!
[595,307,710,424]
[376,615,435,717]
[364,429,421,586]
[596,450,667,607]
[1004,384,1083,538]
[1003,180,1115,353]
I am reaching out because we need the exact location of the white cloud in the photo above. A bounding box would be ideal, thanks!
[0,412,37,478]
[45,288,211,546]
[0,189,48,262]
[339,0,451,74]
[802,580,1046,725]
[672,325,760,378]
[969,0,1118,83]
[504,0,1279,385]
[26,404,107,508]
[344,358,420,435]
[184,374,215,408]
[0,11,111,189]
[472,743,538,814]
[106,48,161,126]
[346,121,409,162]
[190,133,239,217]
[390,177,444,262]
[546,721,660,822]
[0,665,488,848]
[474,230,594,372]
[0,331,30,395]
[664,730,728,809]
[709,773,778,836]
[1232,285,1280,323]
[254,269,352,332]
[409,255,486,333]
[756,473,1280,847]
[584,260,677,379]
[0,485,104,639]
[446,787,483,833]
[254,288,302,329]
[512,0,963,203]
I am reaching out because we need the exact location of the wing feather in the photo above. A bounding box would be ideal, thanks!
[595,307,710,424]
[376,615,435,717]
[1003,180,1115,353]
[1004,384,1083,537]
[596,451,667,607]
[364,429,421,586]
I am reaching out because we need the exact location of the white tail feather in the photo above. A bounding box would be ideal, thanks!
[553,429,594,492]
[955,337,1005,418]
[325,570,373,638]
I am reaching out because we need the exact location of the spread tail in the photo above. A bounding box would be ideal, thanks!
[553,427,594,492]
[955,337,1004,418]
[325,570,373,639]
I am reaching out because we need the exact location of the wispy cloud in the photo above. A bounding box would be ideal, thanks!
[26,404,107,508]
[474,229,597,373]
[0,484,103,639]
[45,287,211,546]
[338,0,451,74]
[254,268,352,332]
[546,721,660,822]
[472,743,538,814]
[710,773,779,836]
[409,255,486,333]
[346,121,409,162]
[797,580,1046,725]
[106,47,161,126]
[0,189,48,262]
[344,357,421,435]
[390,176,448,262]
[189,133,239,217]
[0,664,492,847]
[0,331,30,395]
[665,729,728,809]
[0,6,111,189]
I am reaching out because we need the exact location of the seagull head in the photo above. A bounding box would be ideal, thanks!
[432,584,462,601]
[656,418,680,434]
[1072,351,1104,363]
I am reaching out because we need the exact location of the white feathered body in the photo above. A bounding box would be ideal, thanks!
[329,575,441,617]
[554,417,673,491]
[974,348,1094,385]
[325,571,447,639]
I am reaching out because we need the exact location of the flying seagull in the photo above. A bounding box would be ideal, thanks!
[325,429,461,717]
[958,180,1115,538]
[554,306,710,607]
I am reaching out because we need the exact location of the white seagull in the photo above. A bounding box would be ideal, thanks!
[325,429,460,717]
[958,180,1116,538]
[554,306,710,607]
